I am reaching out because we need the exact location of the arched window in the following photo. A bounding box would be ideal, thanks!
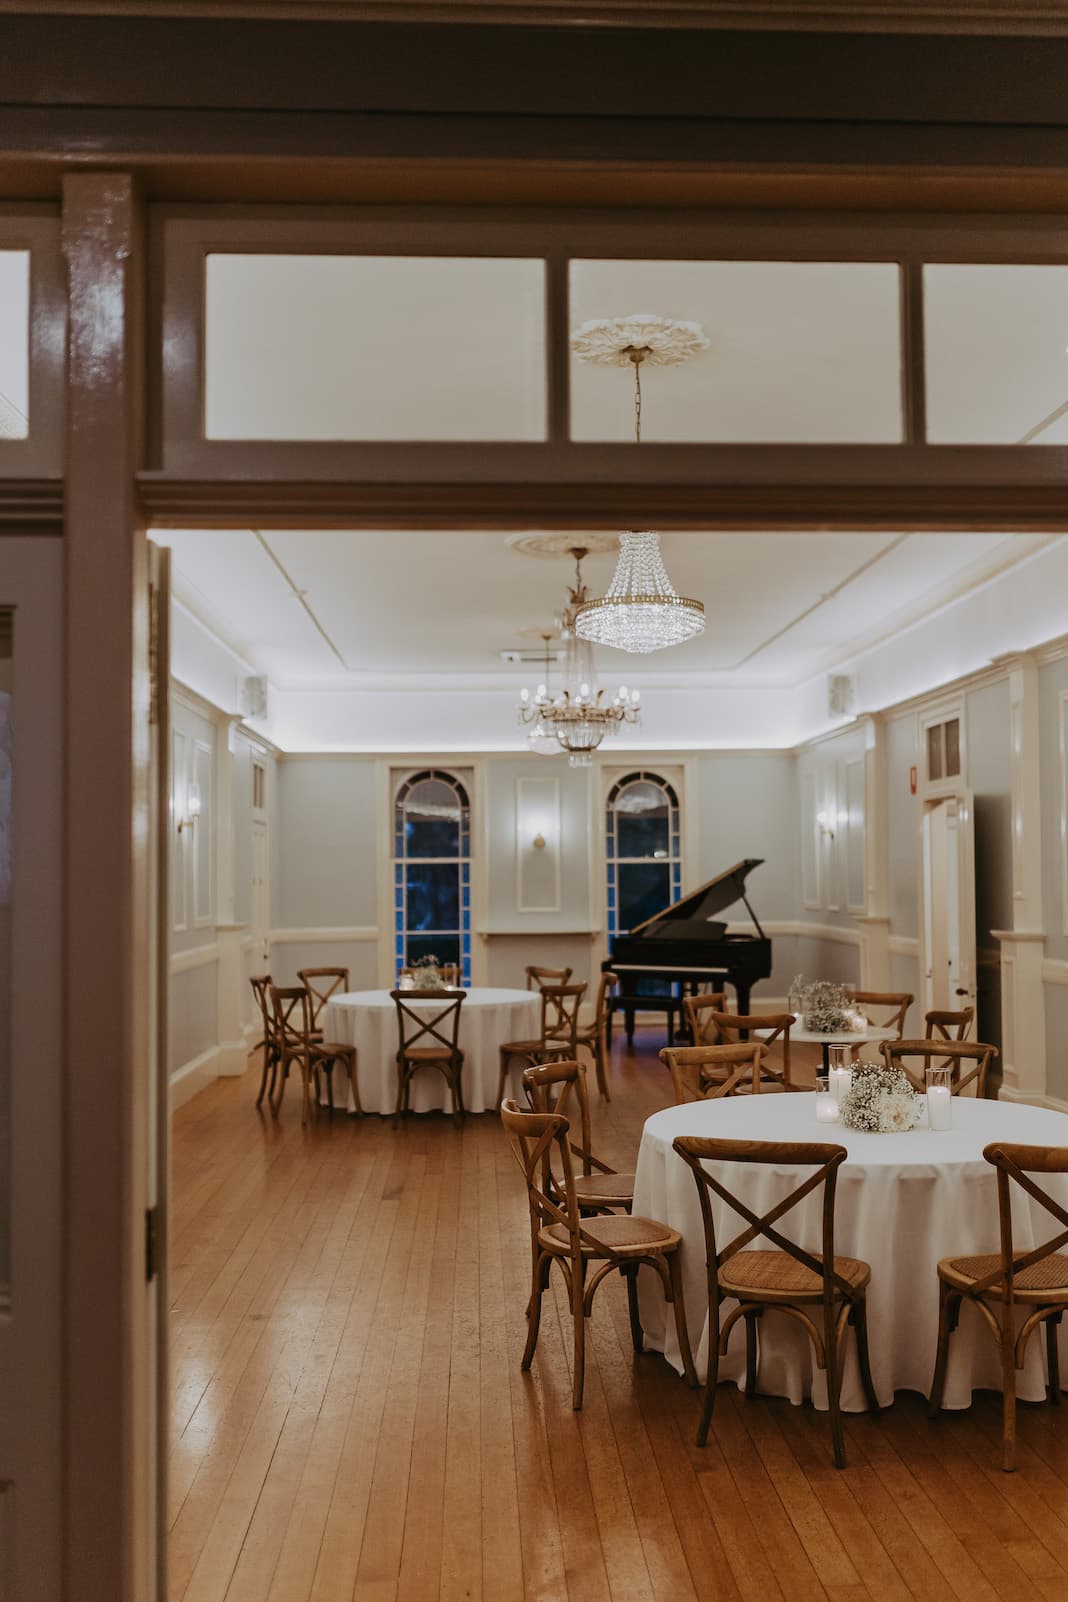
[393,769,471,983]
[605,771,681,937]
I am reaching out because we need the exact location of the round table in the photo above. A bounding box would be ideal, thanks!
[759,1023,899,1072]
[321,987,541,1115]
[632,1093,1068,1410]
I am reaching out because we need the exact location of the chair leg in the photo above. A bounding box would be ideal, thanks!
[743,1308,761,1398]
[571,1257,588,1410]
[1000,1318,1018,1473]
[393,1058,406,1127]
[853,1298,881,1415]
[623,1264,644,1356]
[496,1050,509,1114]
[1047,1314,1062,1403]
[696,1298,721,1448]
[347,1051,363,1117]
[665,1249,697,1389]
[254,1044,272,1109]
[324,1058,335,1115]
[522,1252,551,1371]
[594,1037,610,1101]
[825,1314,848,1470]
[928,1281,959,1418]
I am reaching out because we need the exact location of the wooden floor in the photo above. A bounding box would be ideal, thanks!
[170,1033,1068,1602]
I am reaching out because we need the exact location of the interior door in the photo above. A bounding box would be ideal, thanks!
[922,792,977,1022]
[147,541,171,1602]
[251,817,269,968]
[0,539,63,1599]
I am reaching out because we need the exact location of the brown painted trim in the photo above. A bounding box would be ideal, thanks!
[0,213,66,479]
[138,473,1068,532]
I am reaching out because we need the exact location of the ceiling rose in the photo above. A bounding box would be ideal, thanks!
[570,313,710,368]
[506,531,619,560]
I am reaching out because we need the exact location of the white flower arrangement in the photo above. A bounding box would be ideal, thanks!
[569,314,709,367]
[840,1063,922,1134]
[788,974,850,1032]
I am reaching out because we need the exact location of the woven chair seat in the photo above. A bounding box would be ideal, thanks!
[574,1170,635,1208]
[939,1250,1068,1299]
[502,1037,570,1058]
[313,1039,353,1058]
[403,1045,460,1063]
[719,1249,871,1300]
[540,1213,681,1257]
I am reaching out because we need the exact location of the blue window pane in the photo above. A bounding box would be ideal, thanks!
[618,862,671,931]
[615,780,671,858]
[402,777,462,858]
[406,932,460,967]
[406,863,460,931]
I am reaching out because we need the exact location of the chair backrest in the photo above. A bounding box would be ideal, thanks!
[270,984,313,1053]
[880,1037,997,1097]
[500,1097,581,1247]
[526,964,573,991]
[297,966,350,1029]
[250,974,275,1045]
[540,981,586,1050]
[704,1011,793,1086]
[977,1142,1068,1306]
[594,970,618,1032]
[391,988,466,1057]
[681,990,728,1045]
[924,1007,974,1042]
[440,963,461,987]
[659,1042,767,1104]
[672,1135,852,1302]
[522,1058,595,1175]
[853,990,913,1036]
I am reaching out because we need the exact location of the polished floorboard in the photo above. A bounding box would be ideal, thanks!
[169,1033,1068,1602]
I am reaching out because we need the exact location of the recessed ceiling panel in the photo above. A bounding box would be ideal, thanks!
[0,252,29,439]
[204,254,547,441]
[925,264,1068,444]
[569,260,902,443]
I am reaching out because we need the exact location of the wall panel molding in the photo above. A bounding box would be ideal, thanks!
[270,924,378,943]
[170,942,218,974]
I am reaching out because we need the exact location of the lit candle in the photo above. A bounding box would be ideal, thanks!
[815,1076,841,1123]
[926,1082,952,1131]
[830,1066,853,1103]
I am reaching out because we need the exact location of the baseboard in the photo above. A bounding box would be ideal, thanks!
[169,1044,226,1112]
[998,1085,1068,1113]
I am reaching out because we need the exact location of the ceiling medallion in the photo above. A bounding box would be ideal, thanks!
[570,313,708,655]
[517,548,640,767]
[505,531,619,560]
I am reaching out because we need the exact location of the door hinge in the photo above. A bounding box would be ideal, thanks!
[145,1204,161,1283]
[148,580,161,727]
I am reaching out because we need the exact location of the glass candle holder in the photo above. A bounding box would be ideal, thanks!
[926,1066,952,1131]
[815,1075,841,1124]
[827,1044,853,1103]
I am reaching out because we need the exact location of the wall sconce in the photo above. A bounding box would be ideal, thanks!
[532,831,547,850]
[178,783,202,834]
[817,808,835,841]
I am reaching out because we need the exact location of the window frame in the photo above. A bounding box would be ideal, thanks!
[605,769,682,940]
[392,767,472,984]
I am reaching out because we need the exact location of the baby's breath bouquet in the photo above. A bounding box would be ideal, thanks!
[840,1062,922,1133]
[788,974,850,1032]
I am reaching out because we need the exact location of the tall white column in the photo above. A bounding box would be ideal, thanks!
[995,655,1047,1100]
[855,716,892,991]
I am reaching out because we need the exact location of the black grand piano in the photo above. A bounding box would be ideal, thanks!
[604,858,771,1046]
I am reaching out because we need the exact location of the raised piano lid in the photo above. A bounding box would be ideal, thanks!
[628,857,766,939]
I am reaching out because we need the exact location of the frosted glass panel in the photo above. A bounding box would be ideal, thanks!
[570,259,902,442]
[0,611,11,1299]
[204,254,547,440]
[925,264,1068,443]
[0,252,29,439]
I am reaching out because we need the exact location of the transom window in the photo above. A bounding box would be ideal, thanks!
[393,770,471,983]
[605,771,681,937]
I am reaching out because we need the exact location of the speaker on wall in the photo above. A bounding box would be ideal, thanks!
[240,675,269,720]
[827,674,855,719]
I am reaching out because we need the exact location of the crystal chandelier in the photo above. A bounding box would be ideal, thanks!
[517,548,640,767]
[525,634,561,756]
[570,314,708,654]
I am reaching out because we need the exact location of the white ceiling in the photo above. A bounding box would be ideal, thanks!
[153,525,1053,692]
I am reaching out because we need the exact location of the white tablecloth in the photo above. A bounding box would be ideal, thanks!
[633,1093,1068,1411]
[321,987,541,1115]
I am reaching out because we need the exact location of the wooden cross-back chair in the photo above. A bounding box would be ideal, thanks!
[852,990,913,1037]
[502,1098,696,1410]
[659,1043,768,1105]
[925,1007,974,1043]
[522,1058,633,1213]
[526,964,573,991]
[929,1141,1068,1471]
[573,970,618,1101]
[672,1136,879,1468]
[270,983,359,1126]
[681,990,728,1046]
[496,980,587,1110]
[250,974,281,1110]
[297,965,349,1038]
[880,1038,997,1098]
[391,987,467,1123]
[701,1010,794,1090]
